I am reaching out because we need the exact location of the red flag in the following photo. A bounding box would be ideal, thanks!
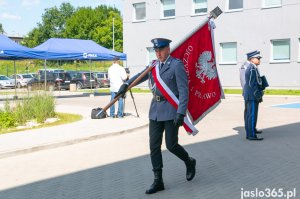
[171,19,223,125]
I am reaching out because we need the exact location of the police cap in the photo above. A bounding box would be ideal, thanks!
[151,38,172,49]
[247,50,262,60]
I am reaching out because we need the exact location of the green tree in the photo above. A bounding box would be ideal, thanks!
[22,26,44,47]
[93,9,123,52]
[64,5,123,52]
[23,2,75,47]
[63,7,96,39]
[0,23,4,34]
[22,3,123,52]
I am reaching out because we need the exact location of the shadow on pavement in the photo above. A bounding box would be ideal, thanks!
[1,122,300,199]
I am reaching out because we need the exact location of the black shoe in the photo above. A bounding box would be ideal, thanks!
[145,172,165,194]
[255,130,263,134]
[186,157,196,181]
[247,136,263,141]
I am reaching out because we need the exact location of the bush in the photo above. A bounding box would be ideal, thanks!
[0,93,56,132]
[14,93,56,124]
[0,111,16,129]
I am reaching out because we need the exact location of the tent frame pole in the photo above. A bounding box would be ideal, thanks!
[44,59,47,91]
[13,60,18,100]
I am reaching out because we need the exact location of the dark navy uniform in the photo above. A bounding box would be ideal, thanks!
[243,51,264,140]
[126,51,191,172]
[116,38,196,194]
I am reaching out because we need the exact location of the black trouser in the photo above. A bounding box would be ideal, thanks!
[244,100,259,138]
[244,101,248,134]
[149,119,190,172]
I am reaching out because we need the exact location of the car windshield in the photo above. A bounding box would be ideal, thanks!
[54,73,65,79]
[84,73,93,79]
[0,76,10,80]
[29,73,37,78]
[22,74,32,78]
[97,74,104,78]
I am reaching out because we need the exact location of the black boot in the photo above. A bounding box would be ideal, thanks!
[145,171,165,194]
[185,157,196,181]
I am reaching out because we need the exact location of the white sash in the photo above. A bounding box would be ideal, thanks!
[151,61,198,136]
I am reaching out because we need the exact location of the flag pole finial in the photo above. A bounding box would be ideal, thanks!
[209,6,222,19]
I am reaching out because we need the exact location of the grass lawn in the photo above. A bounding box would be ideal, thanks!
[93,88,300,96]
[0,112,82,134]
[223,89,300,96]
[90,88,152,94]
[1,88,300,96]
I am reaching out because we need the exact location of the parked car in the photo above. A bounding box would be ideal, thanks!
[65,71,97,89]
[53,72,72,90]
[27,71,65,91]
[0,75,15,89]
[10,74,33,88]
[28,73,38,79]
[38,69,64,75]
[95,72,110,88]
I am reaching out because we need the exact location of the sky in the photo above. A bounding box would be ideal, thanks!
[0,0,123,37]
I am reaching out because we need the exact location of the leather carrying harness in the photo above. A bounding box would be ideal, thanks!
[153,95,179,102]
[153,95,167,102]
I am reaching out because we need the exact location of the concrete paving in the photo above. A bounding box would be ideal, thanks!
[0,93,299,199]
[0,91,150,159]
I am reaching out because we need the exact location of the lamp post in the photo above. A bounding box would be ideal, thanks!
[112,17,115,51]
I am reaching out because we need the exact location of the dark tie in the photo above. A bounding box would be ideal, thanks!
[160,63,164,70]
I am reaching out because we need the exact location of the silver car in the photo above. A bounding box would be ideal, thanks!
[0,75,15,89]
[10,74,33,88]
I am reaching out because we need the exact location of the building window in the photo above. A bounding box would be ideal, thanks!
[133,2,146,21]
[220,42,237,64]
[227,0,243,11]
[263,0,282,8]
[147,47,157,64]
[161,0,175,18]
[271,39,290,62]
[193,0,207,15]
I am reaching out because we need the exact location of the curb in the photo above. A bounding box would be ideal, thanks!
[0,123,149,159]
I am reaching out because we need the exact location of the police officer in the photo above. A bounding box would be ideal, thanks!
[116,38,196,194]
[240,52,263,136]
[243,50,264,140]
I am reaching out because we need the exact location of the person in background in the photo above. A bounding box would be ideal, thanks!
[243,50,264,140]
[108,56,128,118]
[240,52,262,137]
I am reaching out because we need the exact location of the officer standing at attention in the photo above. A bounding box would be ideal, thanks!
[243,50,264,140]
[115,38,196,194]
[240,52,263,136]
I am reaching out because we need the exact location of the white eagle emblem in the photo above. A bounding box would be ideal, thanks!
[195,51,217,83]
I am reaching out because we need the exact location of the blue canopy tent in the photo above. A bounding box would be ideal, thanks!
[0,34,44,60]
[33,38,126,60]
[0,36,127,92]
[33,38,126,92]
[0,34,46,98]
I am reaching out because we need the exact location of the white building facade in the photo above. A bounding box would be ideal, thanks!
[123,0,300,88]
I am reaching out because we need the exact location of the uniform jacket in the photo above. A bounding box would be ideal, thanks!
[127,56,188,121]
[243,62,264,101]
